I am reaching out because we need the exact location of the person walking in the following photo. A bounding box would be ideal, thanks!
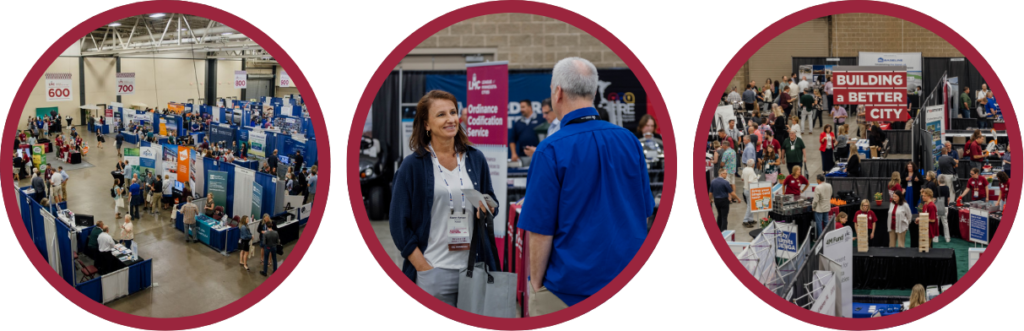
[260,215,281,276]
[782,130,805,175]
[799,88,816,135]
[113,179,125,216]
[811,174,832,236]
[741,159,759,228]
[711,168,740,232]
[518,57,654,316]
[180,196,200,243]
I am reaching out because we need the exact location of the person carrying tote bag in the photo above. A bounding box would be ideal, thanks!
[457,203,516,318]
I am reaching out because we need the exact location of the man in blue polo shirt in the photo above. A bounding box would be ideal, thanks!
[518,57,655,317]
[509,99,546,166]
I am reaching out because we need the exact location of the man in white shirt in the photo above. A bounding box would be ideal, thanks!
[541,98,560,137]
[976,83,990,117]
[49,170,64,203]
[798,77,810,96]
[726,119,743,144]
[741,159,759,227]
[98,226,116,253]
[823,77,833,109]
[788,78,800,102]
[726,86,742,105]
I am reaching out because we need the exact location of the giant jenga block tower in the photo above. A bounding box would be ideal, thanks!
[856,214,869,252]
[919,213,930,253]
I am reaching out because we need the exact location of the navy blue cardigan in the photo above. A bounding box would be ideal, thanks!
[389,145,500,282]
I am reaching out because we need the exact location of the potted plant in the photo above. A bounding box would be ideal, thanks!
[874,192,883,206]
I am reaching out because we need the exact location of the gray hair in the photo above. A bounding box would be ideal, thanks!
[551,57,599,100]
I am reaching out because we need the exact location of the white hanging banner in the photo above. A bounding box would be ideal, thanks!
[234,71,247,89]
[279,70,292,87]
[45,73,73,102]
[822,226,853,318]
[116,72,136,95]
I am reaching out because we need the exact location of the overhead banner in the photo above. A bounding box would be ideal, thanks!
[279,70,291,87]
[116,72,135,95]
[821,227,853,318]
[252,182,263,219]
[466,61,509,237]
[750,182,773,212]
[45,73,73,102]
[235,70,247,89]
[858,52,923,92]
[833,66,909,122]
[970,208,989,245]
[425,69,648,132]
[177,146,190,183]
[248,130,266,158]
[208,170,229,208]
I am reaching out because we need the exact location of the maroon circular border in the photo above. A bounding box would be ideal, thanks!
[346,1,675,329]
[693,1,1016,329]
[2,1,329,329]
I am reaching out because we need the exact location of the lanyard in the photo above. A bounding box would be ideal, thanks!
[565,115,598,126]
[428,143,466,214]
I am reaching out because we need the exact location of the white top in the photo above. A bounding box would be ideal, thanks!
[121,222,133,240]
[788,83,800,98]
[791,124,802,135]
[162,179,172,195]
[547,118,561,137]
[763,90,773,103]
[98,232,116,252]
[887,202,913,233]
[798,80,810,92]
[824,134,834,149]
[424,152,474,270]
[976,90,989,102]
[741,167,758,193]
[50,174,63,187]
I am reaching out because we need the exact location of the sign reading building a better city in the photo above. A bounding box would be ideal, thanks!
[832,66,909,122]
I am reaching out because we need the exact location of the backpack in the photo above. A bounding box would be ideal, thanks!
[111,187,116,198]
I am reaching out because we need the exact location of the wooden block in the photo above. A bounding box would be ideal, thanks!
[856,214,869,252]
[918,213,930,253]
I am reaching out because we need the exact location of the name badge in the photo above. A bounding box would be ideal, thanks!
[447,213,471,251]
[791,145,795,151]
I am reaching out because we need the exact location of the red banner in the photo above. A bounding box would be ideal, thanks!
[833,72,907,88]
[865,106,910,122]
[465,63,508,146]
[834,89,907,104]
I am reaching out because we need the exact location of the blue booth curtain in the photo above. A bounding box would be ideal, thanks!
[54,219,74,285]
[255,172,278,217]
[76,277,103,303]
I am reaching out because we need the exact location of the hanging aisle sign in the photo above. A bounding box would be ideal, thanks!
[466,61,508,238]
[45,73,73,102]
[235,71,247,89]
[279,70,291,87]
[832,66,909,122]
[116,73,135,95]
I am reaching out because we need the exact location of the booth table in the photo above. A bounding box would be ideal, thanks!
[852,247,958,290]
[69,152,82,164]
[37,138,53,153]
[122,133,140,145]
[272,212,301,245]
[233,159,259,171]
[176,214,239,253]
[949,206,1002,242]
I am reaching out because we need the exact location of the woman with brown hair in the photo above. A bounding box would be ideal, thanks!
[635,114,661,140]
[388,90,498,307]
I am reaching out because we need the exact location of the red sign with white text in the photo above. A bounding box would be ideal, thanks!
[465,63,508,146]
[833,72,906,88]
[865,106,910,122]
[834,89,908,104]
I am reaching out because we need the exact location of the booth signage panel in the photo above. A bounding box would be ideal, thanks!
[750,182,773,212]
[235,71,247,89]
[466,62,508,237]
[208,171,229,208]
[252,183,263,218]
[969,208,989,245]
[822,227,853,318]
[177,146,190,183]
[116,73,136,95]
[45,73,73,102]
[864,106,910,122]
[775,222,798,260]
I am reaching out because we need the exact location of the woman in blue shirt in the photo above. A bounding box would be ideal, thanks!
[238,216,253,270]
[389,90,498,307]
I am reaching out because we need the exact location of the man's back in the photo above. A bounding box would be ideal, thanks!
[517,107,654,305]
[32,176,45,192]
[264,229,280,247]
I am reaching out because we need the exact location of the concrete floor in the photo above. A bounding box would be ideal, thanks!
[17,126,301,318]
[371,220,404,269]
[718,112,843,243]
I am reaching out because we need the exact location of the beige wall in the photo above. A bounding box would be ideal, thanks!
[119,58,206,108]
[22,57,81,130]
[216,60,243,100]
[728,15,962,94]
[412,13,625,70]
[832,13,962,57]
[83,57,116,106]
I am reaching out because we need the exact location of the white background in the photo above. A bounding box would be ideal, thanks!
[0,0,1019,330]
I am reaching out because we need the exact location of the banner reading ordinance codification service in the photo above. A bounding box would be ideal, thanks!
[466,61,508,238]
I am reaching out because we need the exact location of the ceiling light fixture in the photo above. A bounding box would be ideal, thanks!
[221,32,233,36]
[149,13,166,18]
[109,23,121,27]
